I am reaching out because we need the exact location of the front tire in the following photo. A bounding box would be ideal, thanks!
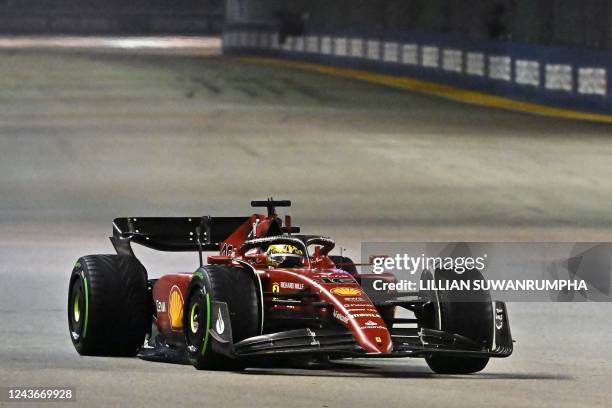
[418,268,493,374]
[68,255,149,356]
[184,265,259,370]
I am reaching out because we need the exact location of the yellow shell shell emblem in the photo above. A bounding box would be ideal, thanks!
[168,285,184,330]
[330,287,362,296]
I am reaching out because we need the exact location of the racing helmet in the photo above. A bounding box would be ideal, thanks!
[266,244,304,268]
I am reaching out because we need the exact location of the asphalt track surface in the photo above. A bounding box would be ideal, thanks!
[0,38,611,408]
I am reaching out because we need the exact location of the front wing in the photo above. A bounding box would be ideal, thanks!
[215,301,513,359]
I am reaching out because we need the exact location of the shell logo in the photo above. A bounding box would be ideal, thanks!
[330,287,362,296]
[168,285,184,330]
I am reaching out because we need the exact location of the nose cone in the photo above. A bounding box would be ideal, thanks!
[319,283,393,354]
[352,323,393,354]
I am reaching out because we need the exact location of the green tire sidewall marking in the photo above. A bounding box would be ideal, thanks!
[200,292,211,356]
[80,271,89,339]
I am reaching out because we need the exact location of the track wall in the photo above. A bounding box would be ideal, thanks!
[223,0,612,115]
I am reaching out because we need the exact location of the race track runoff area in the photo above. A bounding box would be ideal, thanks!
[0,43,610,407]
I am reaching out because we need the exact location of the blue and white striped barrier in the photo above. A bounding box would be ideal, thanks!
[223,28,612,115]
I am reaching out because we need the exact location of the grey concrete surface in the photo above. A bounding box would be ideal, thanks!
[0,44,611,407]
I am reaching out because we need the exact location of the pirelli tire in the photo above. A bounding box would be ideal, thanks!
[184,265,260,370]
[329,255,357,275]
[418,267,493,374]
[68,255,149,356]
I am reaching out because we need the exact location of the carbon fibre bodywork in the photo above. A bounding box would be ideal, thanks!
[111,199,513,366]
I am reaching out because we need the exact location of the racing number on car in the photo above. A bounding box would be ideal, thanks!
[220,243,234,256]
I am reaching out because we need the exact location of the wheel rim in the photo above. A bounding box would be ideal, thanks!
[190,303,200,334]
[185,288,208,355]
[69,279,84,341]
[73,291,81,323]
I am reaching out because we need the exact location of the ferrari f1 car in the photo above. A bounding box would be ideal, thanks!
[68,199,512,374]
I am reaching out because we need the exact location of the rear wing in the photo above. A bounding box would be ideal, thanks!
[111,216,249,254]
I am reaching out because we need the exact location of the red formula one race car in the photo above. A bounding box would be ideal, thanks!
[68,199,512,373]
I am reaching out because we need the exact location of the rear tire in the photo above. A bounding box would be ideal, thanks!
[68,255,149,356]
[184,265,259,370]
[418,268,493,374]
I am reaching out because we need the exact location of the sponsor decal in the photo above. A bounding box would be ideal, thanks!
[344,297,367,302]
[270,283,283,302]
[330,287,362,297]
[350,313,379,318]
[156,300,167,313]
[306,328,319,346]
[361,325,387,330]
[345,308,377,312]
[280,282,305,290]
[168,285,184,330]
[333,309,349,324]
[495,307,504,330]
[375,336,382,344]
[215,308,225,334]
[364,320,377,326]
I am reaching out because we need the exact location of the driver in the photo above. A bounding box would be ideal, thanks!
[266,244,305,268]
